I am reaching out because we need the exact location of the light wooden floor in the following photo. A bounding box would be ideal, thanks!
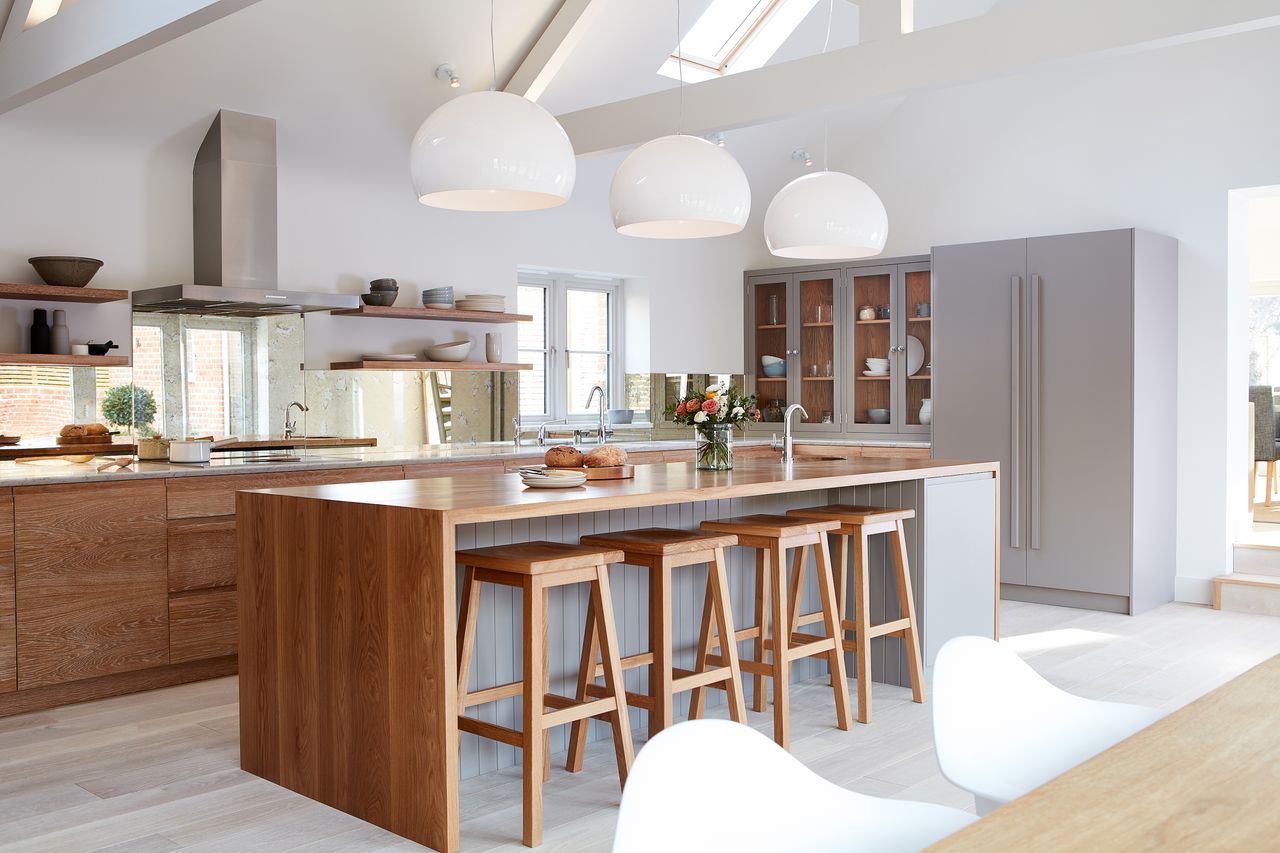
[2,600,1278,853]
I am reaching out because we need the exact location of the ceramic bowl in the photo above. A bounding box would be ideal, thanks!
[362,292,397,306]
[868,408,891,424]
[762,362,786,377]
[369,278,398,290]
[425,339,472,362]
[28,256,103,288]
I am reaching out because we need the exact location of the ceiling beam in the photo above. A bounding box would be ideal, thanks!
[504,0,604,102]
[0,0,262,116]
[558,0,1280,155]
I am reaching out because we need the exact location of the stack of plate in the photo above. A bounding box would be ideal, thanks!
[864,357,890,377]
[422,286,454,309]
[517,466,587,489]
[456,293,506,313]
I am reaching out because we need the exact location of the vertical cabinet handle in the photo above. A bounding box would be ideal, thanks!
[1029,274,1043,550]
[1010,275,1022,550]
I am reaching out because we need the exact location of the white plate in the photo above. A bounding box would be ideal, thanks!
[522,477,586,489]
[863,370,889,377]
[424,303,455,309]
[361,353,418,361]
[907,335,925,375]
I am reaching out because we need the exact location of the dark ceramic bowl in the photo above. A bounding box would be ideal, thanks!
[369,278,398,291]
[361,292,398,306]
[87,341,119,356]
[29,256,103,288]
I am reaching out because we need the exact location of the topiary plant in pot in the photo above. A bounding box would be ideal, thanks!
[101,384,157,436]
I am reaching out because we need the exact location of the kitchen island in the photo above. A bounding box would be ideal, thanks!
[238,456,998,852]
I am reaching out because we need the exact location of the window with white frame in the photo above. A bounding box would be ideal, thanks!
[657,0,821,83]
[517,273,623,424]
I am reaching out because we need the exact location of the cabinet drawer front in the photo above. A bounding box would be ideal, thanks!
[0,494,14,694]
[170,588,238,664]
[168,516,236,592]
[167,466,404,518]
[15,480,169,688]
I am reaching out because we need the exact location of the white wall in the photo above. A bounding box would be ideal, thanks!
[768,26,1280,602]
[0,0,755,377]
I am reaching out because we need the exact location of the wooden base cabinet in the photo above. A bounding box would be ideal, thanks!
[14,480,170,688]
[0,492,14,694]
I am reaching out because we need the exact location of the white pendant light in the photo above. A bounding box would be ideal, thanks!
[764,170,888,259]
[409,0,575,212]
[763,0,887,259]
[608,0,751,238]
[410,90,576,211]
[609,134,751,238]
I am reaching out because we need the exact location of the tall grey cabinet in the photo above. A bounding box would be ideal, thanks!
[932,229,1177,615]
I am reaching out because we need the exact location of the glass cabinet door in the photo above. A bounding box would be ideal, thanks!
[794,270,842,431]
[749,275,791,426]
[900,262,933,433]
[849,265,896,429]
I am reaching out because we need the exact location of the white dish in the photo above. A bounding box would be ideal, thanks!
[424,303,455,310]
[361,353,418,361]
[522,473,586,489]
[425,339,473,362]
[907,335,925,375]
[761,355,785,366]
[863,370,889,377]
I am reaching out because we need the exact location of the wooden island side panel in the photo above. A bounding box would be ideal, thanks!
[14,480,170,688]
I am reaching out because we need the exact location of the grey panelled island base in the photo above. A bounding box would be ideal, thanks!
[237,457,998,852]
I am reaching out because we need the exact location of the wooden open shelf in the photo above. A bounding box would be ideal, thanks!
[0,282,129,304]
[332,305,532,323]
[801,322,833,328]
[329,360,531,371]
[0,352,128,367]
[909,373,932,380]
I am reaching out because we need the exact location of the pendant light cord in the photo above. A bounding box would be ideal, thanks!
[822,0,833,170]
[676,0,684,135]
[490,0,497,91]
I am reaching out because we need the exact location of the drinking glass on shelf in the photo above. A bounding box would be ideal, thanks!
[824,360,832,376]
[809,364,819,377]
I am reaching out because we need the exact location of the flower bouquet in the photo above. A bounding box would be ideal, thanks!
[665,383,760,470]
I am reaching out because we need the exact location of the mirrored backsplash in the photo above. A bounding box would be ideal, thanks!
[0,312,745,448]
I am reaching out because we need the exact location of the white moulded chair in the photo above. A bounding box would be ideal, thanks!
[612,720,975,853]
[932,635,1165,815]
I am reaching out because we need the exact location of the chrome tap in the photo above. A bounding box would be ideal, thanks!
[283,401,309,439]
[537,420,567,446]
[585,385,608,445]
[782,404,807,463]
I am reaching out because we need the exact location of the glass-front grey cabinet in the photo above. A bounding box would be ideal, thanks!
[745,269,844,434]
[745,255,931,439]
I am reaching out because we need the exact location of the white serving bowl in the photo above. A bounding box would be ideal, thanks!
[425,339,473,362]
[761,355,785,366]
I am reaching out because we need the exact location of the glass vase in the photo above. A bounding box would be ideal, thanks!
[695,423,734,471]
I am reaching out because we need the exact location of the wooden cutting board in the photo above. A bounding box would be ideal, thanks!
[57,434,116,445]
[578,465,635,480]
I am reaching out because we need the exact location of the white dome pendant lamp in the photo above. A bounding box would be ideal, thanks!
[608,0,750,238]
[763,0,888,259]
[410,1,575,211]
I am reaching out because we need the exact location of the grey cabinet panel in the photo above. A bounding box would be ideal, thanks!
[1025,231,1134,596]
[931,238,1029,585]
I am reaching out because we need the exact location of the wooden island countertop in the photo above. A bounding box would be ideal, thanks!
[253,456,998,522]
[238,457,999,853]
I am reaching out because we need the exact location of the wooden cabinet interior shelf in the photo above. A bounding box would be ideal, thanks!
[331,305,532,323]
[329,360,532,371]
[907,316,932,322]
[856,318,891,325]
[0,353,128,367]
[756,376,786,382]
[755,323,786,330]
[0,282,129,304]
[801,376,834,381]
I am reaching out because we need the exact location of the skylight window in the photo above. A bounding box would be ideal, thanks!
[659,0,821,82]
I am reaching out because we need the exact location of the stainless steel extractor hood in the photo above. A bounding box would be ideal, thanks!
[132,110,357,317]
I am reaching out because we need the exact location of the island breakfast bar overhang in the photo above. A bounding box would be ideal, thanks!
[236,457,1000,852]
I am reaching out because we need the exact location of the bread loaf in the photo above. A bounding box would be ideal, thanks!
[84,423,110,436]
[59,424,86,437]
[544,446,584,468]
[583,445,627,468]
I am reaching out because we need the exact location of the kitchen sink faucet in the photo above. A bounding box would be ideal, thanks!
[283,401,309,439]
[782,403,807,463]
[585,385,608,445]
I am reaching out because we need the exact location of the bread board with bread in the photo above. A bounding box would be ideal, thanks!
[541,443,635,479]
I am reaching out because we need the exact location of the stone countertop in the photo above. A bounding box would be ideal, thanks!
[0,437,930,488]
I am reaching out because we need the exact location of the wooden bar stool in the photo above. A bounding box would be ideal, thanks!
[693,515,853,749]
[786,505,925,724]
[569,528,747,760]
[456,541,635,848]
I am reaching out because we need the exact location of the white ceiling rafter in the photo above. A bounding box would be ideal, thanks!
[0,0,263,116]
[557,0,1280,155]
[504,0,604,102]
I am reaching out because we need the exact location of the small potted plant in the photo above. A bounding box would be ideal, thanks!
[101,384,157,437]
[665,383,760,471]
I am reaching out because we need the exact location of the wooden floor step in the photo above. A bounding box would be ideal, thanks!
[1231,544,1280,577]
[1213,573,1280,616]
